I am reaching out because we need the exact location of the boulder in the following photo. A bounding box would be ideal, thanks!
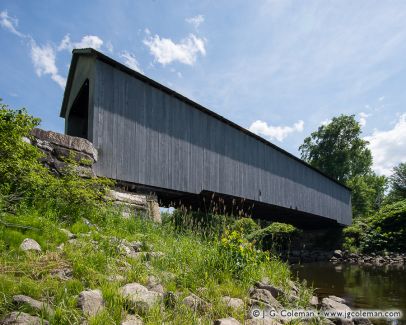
[0,312,49,325]
[221,296,244,311]
[120,283,162,312]
[249,289,283,310]
[20,238,41,252]
[328,296,347,304]
[213,317,241,325]
[182,293,211,313]
[30,128,98,161]
[77,289,104,317]
[60,228,76,239]
[109,190,147,206]
[321,297,351,311]
[12,295,54,316]
[309,295,318,307]
[146,276,164,294]
[333,250,343,258]
[254,282,284,299]
[121,314,144,325]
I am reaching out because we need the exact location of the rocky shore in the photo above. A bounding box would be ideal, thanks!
[280,249,406,266]
[1,235,373,325]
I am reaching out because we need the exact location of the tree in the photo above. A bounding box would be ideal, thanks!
[387,162,406,202]
[346,173,387,217]
[299,115,388,218]
[299,115,372,183]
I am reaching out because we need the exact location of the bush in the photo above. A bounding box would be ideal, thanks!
[230,217,260,237]
[248,222,299,251]
[0,101,113,223]
[218,229,269,278]
[343,200,406,253]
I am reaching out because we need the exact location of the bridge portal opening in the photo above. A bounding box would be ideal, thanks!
[67,79,89,139]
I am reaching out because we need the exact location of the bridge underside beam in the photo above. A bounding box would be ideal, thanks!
[116,181,341,230]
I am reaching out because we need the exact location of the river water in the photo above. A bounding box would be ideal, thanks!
[292,262,406,325]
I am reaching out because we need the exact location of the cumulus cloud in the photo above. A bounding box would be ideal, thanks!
[143,33,206,65]
[58,34,104,51]
[358,112,370,127]
[365,114,406,176]
[0,10,24,37]
[120,51,143,73]
[185,15,205,29]
[30,41,66,88]
[248,119,304,142]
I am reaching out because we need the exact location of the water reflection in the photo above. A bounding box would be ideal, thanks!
[293,262,406,324]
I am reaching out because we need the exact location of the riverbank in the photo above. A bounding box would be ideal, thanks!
[279,249,406,266]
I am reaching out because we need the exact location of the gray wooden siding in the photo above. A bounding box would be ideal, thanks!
[87,59,351,225]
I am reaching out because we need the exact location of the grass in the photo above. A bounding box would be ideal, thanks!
[0,206,315,324]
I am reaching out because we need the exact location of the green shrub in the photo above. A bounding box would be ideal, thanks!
[230,217,260,237]
[248,222,299,251]
[343,200,406,253]
[218,229,269,278]
[0,101,113,223]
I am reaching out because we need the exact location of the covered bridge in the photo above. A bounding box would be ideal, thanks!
[60,48,352,227]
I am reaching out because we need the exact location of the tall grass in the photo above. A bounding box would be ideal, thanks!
[0,205,312,324]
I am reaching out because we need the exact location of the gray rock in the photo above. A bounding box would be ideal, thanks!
[109,190,147,206]
[221,296,244,310]
[20,238,41,252]
[0,312,49,325]
[146,275,160,287]
[129,241,144,252]
[13,295,54,316]
[50,267,73,280]
[333,250,343,258]
[182,293,211,313]
[328,296,347,305]
[310,295,319,307]
[31,128,98,161]
[254,282,284,299]
[77,289,104,317]
[249,289,283,310]
[321,297,351,312]
[60,228,76,239]
[147,199,161,223]
[121,314,144,325]
[120,283,162,312]
[213,317,241,325]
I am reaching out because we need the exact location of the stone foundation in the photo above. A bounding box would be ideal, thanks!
[28,128,161,223]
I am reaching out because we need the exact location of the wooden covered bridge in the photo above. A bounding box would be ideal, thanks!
[60,48,352,228]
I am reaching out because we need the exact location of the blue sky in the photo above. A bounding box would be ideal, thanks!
[1,0,405,176]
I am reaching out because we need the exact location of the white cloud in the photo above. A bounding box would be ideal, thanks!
[58,34,104,51]
[185,15,205,29]
[358,112,370,127]
[143,33,206,65]
[248,119,304,142]
[0,10,24,37]
[120,51,143,73]
[365,114,406,176]
[379,96,385,101]
[30,41,66,88]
